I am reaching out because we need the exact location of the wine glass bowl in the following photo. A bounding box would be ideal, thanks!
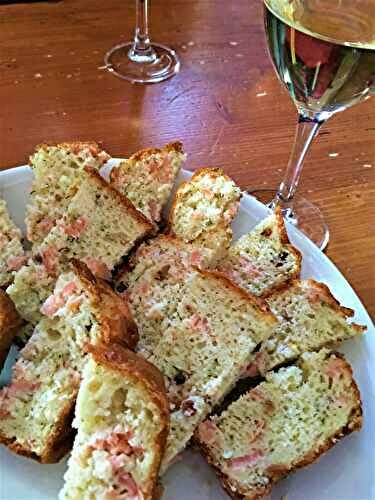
[258,0,375,249]
[265,4,375,121]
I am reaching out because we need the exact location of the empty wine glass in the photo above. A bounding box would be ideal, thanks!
[105,0,180,84]
[250,0,375,249]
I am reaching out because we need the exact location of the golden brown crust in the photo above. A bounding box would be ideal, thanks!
[33,141,103,155]
[265,278,366,333]
[128,140,184,163]
[0,290,23,369]
[274,206,302,282]
[110,141,184,192]
[198,268,277,325]
[84,166,156,232]
[190,167,227,182]
[305,279,357,319]
[96,281,139,349]
[0,432,43,462]
[71,260,139,349]
[30,141,110,168]
[87,343,168,413]
[40,397,77,463]
[273,205,289,245]
[284,244,302,279]
[86,343,170,500]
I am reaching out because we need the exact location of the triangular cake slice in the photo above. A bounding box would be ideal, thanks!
[59,344,169,500]
[0,262,137,463]
[0,199,27,287]
[217,207,302,297]
[118,247,276,470]
[168,167,241,253]
[110,141,186,224]
[196,350,362,500]
[26,142,110,246]
[245,279,365,377]
[35,167,154,278]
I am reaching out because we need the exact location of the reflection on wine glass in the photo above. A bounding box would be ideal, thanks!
[252,0,375,249]
[105,0,180,84]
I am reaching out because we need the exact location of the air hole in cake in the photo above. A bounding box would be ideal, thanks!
[46,329,62,341]
[155,265,171,281]
[174,372,187,385]
[111,388,127,412]
[116,283,128,295]
[88,380,101,393]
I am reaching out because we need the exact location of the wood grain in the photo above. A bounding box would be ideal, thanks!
[0,0,374,317]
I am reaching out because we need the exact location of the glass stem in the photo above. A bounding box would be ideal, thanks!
[270,114,324,218]
[129,0,156,62]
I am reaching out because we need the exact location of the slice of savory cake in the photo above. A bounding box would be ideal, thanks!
[0,290,23,369]
[121,252,276,470]
[110,141,186,224]
[0,262,137,463]
[34,167,154,279]
[26,142,110,246]
[0,199,27,287]
[168,167,241,250]
[60,344,169,500]
[217,207,302,298]
[244,279,365,377]
[196,349,362,500]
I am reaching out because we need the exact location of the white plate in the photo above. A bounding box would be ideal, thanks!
[0,162,374,500]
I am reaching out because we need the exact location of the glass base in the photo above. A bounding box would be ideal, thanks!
[248,189,330,250]
[104,42,180,84]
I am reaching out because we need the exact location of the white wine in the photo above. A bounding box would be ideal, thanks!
[264,0,375,120]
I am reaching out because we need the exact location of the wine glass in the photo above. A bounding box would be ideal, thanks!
[251,0,375,249]
[105,0,180,84]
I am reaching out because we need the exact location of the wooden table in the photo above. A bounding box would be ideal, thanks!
[0,0,374,317]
